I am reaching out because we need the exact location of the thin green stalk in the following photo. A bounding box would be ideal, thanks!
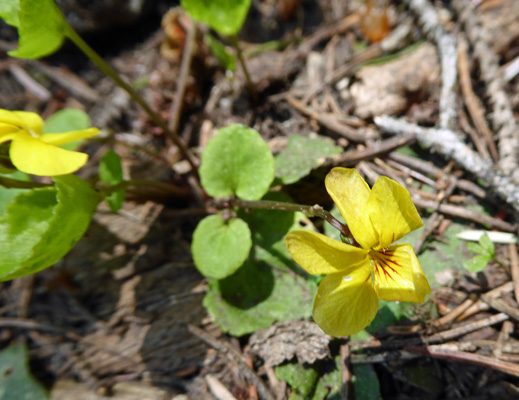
[229,198,353,239]
[169,21,196,133]
[64,24,199,177]
[100,179,190,198]
[0,177,51,189]
[231,35,258,105]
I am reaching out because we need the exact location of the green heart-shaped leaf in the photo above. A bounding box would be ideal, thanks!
[200,124,274,201]
[192,214,252,279]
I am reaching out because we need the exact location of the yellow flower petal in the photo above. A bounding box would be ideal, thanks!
[0,109,23,128]
[0,110,44,136]
[14,111,44,136]
[0,131,17,144]
[0,122,20,136]
[325,167,378,249]
[40,128,99,146]
[371,243,431,303]
[313,264,378,336]
[286,230,368,275]
[367,176,423,249]
[10,132,88,176]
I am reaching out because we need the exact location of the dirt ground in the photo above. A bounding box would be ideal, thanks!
[3,0,519,399]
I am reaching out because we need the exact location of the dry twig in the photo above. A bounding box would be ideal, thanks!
[188,325,275,400]
[405,0,457,130]
[406,344,519,378]
[168,19,197,135]
[332,135,416,166]
[457,34,498,161]
[287,95,367,142]
[302,19,414,103]
[452,0,519,181]
[352,312,509,350]
[375,116,519,217]
[433,299,475,329]
[509,244,519,305]
[8,64,51,101]
[414,175,458,254]
[387,152,487,199]
[340,343,351,400]
[412,196,516,232]
[457,282,513,322]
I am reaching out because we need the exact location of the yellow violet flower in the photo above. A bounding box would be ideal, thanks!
[0,109,99,176]
[286,167,431,336]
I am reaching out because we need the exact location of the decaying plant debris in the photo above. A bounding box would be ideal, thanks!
[3,0,519,398]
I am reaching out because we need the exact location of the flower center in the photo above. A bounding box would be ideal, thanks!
[26,126,40,138]
[368,247,403,283]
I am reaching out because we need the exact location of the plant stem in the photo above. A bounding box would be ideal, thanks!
[100,179,190,198]
[229,198,352,238]
[0,177,51,189]
[64,24,199,178]
[231,35,258,106]
[169,20,196,134]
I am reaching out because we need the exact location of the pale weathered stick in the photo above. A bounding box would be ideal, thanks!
[374,115,519,216]
[452,0,519,181]
[405,0,457,130]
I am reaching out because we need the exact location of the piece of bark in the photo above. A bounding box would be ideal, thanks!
[249,320,331,367]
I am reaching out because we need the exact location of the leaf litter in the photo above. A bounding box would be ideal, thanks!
[2,0,519,399]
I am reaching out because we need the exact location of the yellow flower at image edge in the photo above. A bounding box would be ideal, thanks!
[0,109,99,176]
[286,167,431,336]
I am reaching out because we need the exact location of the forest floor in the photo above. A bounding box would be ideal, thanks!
[3,0,519,399]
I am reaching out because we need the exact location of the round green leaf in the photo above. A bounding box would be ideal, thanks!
[192,214,252,279]
[0,175,101,281]
[0,0,20,27]
[203,259,317,336]
[203,197,318,336]
[99,150,123,185]
[181,0,251,36]
[9,0,68,59]
[43,108,91,134]
[464,255,491,273]
[275,135,342,185]
[0,345,48,400]
[205,33,236,71]
[106,189,125,212]
[44,108,92,151]
[200,124,274,200]
[0,188,56,279]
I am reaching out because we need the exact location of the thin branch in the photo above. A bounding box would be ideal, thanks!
[287,95,367,142]
[405,0,457,130]
[188,325,275,400]
[227,198,352,239]
[452,0,519,180]
[414,176,458,254]
[64,24,199,177]
[168,20,197,135]
[232,35,258,106]
[0,177,51,189]
[406,344,519,378]
[331,135,416,166]
[352,313,509,350]
[457,34,498,161]
[375,115,519,217]
[510,244,519,305]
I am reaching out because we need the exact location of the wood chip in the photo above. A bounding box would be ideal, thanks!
[249,320,331,367]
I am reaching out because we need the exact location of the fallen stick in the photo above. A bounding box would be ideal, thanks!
[374,115,519,218]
